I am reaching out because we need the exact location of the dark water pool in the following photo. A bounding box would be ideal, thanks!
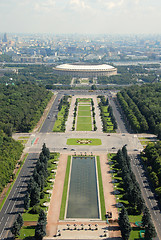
[66,156,100,219]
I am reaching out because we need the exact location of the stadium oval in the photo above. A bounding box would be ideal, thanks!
[53,63,117,77]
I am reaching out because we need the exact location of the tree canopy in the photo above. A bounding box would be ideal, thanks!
[117,83,161,137]
[0,81,52,134]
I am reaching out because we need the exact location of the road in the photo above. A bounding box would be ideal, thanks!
[40,92,62,133]
[108,95,128,133]
[0,153,39,240]
[130,154,161,240]
[23,132,142,154]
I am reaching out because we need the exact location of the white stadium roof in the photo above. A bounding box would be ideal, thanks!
[55,64,115,71]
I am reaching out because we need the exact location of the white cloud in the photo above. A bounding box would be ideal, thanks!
[99,0,124,9]
[134,0,140,4]
[34,0,55,12]
[69,0,90,10]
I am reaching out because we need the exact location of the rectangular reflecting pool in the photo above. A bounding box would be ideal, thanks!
[66,156,100,219]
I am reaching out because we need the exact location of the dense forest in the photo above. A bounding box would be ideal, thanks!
[117,83,161,137]
[141,141,161,205]
[0,132,24,193]
[0,65,72,87]
[0,82,52,134]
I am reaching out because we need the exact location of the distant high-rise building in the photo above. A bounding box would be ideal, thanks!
[2,33,8,43]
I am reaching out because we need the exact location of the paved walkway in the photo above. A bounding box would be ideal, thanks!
[92,96,102,133]
[66,95,76,132]
[46,154,68,237]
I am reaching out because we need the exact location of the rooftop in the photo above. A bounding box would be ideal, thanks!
[55,63,115,71]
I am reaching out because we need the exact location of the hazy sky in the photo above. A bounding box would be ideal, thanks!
[0,0,161,34]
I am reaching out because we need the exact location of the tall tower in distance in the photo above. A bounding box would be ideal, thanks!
[2,33,8,43]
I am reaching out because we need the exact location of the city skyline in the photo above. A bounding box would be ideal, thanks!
[0,0,161,34]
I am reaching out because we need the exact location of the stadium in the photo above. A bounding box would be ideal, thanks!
[53,63,117,77]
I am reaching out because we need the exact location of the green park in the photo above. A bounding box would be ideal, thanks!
[67,138,102,145]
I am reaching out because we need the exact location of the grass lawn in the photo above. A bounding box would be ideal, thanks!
[22,210,39,221]
[107,126,114,131]
[76,98,94,131]
[77,116,92,131]
[67,138,102,145]
[78,98,91,102]
[101,106,115,133]
[80,79,89,84]
[129,227,141,240]
[76,123,92,131]
[97,156,106,220]
[77,116,91,123]
[78,102,91,105]
[53,105,67,132]
[78,110,91,116]
[59,156,71,220]
[78,105,91,111]
[19,226,35,239]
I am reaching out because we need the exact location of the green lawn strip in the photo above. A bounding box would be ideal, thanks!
[128,215,142,222]
[53,105,66,132]
[59,156,71,220]
[107,126,114,131]
[19,225,35,239]
[129,227,141,240]
[78,105,91,111]
[79,102,90,105]
[76,124,92,131]
[140,140,152,145]
[78,98,91,102]
[22,209,39,221]
[77,116,92,131]
[0,153,28,211]
[67,138,102,145]
[18,136,29,139]
[78,110,91,116]
[77,116,92,124]
[97,156,106,220]
[101,106,115,132]
[18,139,28,145]
[80,79,89,84]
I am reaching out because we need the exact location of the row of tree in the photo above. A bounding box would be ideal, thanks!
[117,84,161,138]
[141,141,161,204]
[57,95,70,132]
[25,143,50,209]
[0,131,24,194]
[91,99,97,131]
[116,146,156,239]
[98,95,117,132]
[117,91,148,133]
[72,98,78,130]
[117,147,145,213]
